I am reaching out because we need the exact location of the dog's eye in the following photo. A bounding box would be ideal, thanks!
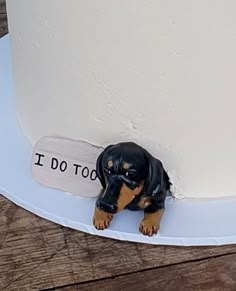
[125,172,136,180]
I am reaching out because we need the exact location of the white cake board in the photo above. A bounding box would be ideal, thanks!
[1,35,236,246]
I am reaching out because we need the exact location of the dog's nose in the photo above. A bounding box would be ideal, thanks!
[98,200,116,214]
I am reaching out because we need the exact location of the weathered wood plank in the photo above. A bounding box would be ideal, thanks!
[56,253,236,291]
[0,0,7,38]
[0,195,236,290]
[0,25,7,38]
[0,14,7,25]
[0,0,6,14]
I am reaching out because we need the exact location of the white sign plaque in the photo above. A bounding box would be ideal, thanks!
[31,137,103,197]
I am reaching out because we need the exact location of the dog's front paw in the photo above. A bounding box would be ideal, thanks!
[139,219,159,236]
[93,207,113,230]
[93,217,112,230]
[139,209,164,236]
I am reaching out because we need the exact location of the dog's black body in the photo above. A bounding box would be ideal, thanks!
[95,142,171,215]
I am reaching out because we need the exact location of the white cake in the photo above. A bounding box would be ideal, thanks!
[7,1,236,199]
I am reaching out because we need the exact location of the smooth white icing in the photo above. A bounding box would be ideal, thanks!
[7,1,236,198]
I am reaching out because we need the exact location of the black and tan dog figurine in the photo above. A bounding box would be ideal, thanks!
[93,142,171,236]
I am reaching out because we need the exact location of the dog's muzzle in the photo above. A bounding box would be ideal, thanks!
[96,176,122,214]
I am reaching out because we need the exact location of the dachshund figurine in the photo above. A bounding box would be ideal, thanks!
[93,142,171,236]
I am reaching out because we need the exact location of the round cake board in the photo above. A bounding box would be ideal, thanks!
[1,35,236,246]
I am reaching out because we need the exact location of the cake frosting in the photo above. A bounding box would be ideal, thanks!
[7,1,236,198]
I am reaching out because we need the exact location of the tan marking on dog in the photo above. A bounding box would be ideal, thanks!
[137,196,152,209]
[116,182,144,212]
[93,207,113,230]
[139,209,164,237]
[123,162,130,170]
[107,160,113,168]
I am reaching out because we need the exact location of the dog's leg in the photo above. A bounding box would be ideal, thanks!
[93,207,113,230]
[139,208,164,236]
[139,188,167,236]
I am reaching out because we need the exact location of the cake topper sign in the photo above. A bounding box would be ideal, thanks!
[34,153,98,181]
[31,137,103,198]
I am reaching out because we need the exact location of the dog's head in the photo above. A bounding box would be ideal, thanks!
[96,142,164,214]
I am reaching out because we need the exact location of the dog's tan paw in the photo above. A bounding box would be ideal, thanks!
[93,208,113,230]
[139,219,159,236]
[93,217,112,230]
[139,209,164,236]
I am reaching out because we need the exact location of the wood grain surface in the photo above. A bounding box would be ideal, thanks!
[1,1,236,290]
[55,254,236,291]
[0,0,7,38]
[1,195,236,290]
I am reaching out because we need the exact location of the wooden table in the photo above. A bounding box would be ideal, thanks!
[0,0,7,38]
[1,2,236,290]
[1,194,236,291]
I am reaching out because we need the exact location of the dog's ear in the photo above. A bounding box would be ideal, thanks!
[144,151,163,197]
[96,145,113,188]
